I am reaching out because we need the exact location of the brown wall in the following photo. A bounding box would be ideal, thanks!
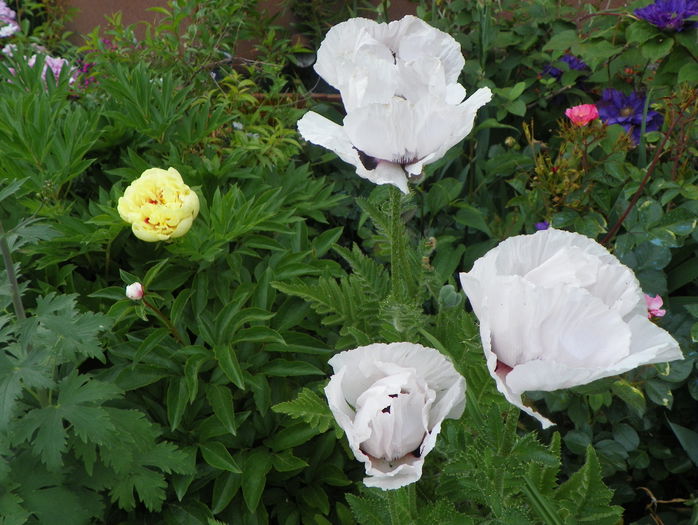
[63,0,632,51]
[64,0,417,48]
[65,0,170,41]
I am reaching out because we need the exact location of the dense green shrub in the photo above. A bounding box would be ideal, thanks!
[0,0,696,524]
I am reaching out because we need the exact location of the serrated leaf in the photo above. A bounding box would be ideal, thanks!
[0,491,30,525]
[13,407,66,470]
[527,432,562,494]
[271,387,334,433]
[32,293,111,363]
[132,468,168,512]
[21,485,98,525]
[99,408,194,510]
[346,493,389,525]
[0,351,51,429]
[555,446,622,525]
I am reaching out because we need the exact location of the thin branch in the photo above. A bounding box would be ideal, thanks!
[600,117,681,246]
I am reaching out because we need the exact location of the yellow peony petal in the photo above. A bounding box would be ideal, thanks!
[117,167,199,242]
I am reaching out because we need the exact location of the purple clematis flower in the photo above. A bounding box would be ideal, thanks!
[597,89,663,144]
[543,53,589,79]
[635,0,698,32]
[535,221,550,231]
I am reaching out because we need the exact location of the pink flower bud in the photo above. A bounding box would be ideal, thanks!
[645,294,666,318]
[125,282,144,301]
[565,104,599,126]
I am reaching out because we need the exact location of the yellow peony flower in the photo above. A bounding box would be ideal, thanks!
[117,167,199,242]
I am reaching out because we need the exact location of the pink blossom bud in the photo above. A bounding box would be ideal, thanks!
[125,282,144,301]
[565,104,599,126]
[645,294,666,318]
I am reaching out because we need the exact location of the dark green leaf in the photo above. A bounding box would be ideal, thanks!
[200,442,242,473]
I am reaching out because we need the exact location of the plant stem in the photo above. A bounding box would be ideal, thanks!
[389,187,407,302]
[601,116,680,246]
[522,475,564,525]
[0,220,26,321]
[142,298,185,345]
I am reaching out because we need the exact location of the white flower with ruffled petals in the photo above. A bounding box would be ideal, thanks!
[298,16,492,194]
[459,228,683,428]
[325,342,465,490]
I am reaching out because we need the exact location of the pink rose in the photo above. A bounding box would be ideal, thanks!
[565,104,599,126]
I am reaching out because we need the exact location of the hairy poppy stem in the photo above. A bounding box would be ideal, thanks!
[0,220,26,322]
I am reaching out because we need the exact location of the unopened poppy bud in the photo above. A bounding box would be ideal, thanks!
[125,282,144,301]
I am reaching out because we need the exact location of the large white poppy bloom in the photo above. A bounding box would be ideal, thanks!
[298,15,492,194]
[314,16,466,111]
[459,228,683,428]
[325,342,465,489]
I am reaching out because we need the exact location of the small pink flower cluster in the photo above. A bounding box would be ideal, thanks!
[645,294,666,318]
[565,103,599,126]
[0,1,19,39]
[2,44,74,83]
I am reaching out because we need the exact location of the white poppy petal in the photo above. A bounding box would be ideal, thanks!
[297,111,361,168]
[325,342,465,489]
[297,111,409,193]
[479,317,556,428]
[386,15,465,83]
[314,18,390,90]
[461,228,683,427]
[608,315,684,374]
[371,161,410,194]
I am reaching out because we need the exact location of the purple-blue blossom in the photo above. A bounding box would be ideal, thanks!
[597,89,663,144]
[635,0,698,32]
[543,53,589,79]
[535,221,550,231]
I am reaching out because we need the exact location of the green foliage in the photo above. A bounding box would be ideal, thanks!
[272,387,337,435]
[0,0,696,523]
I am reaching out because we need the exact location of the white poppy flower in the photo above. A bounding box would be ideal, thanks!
[298,15,492,194]
[459,228,683,428]
[325,342,466,490]
[314,16,465,111]
[298,88,492,194]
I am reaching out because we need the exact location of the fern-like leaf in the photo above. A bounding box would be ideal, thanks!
[555,446,623,525]
[271,387,335,435]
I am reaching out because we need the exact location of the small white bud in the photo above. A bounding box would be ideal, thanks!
[125,282,144,301]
